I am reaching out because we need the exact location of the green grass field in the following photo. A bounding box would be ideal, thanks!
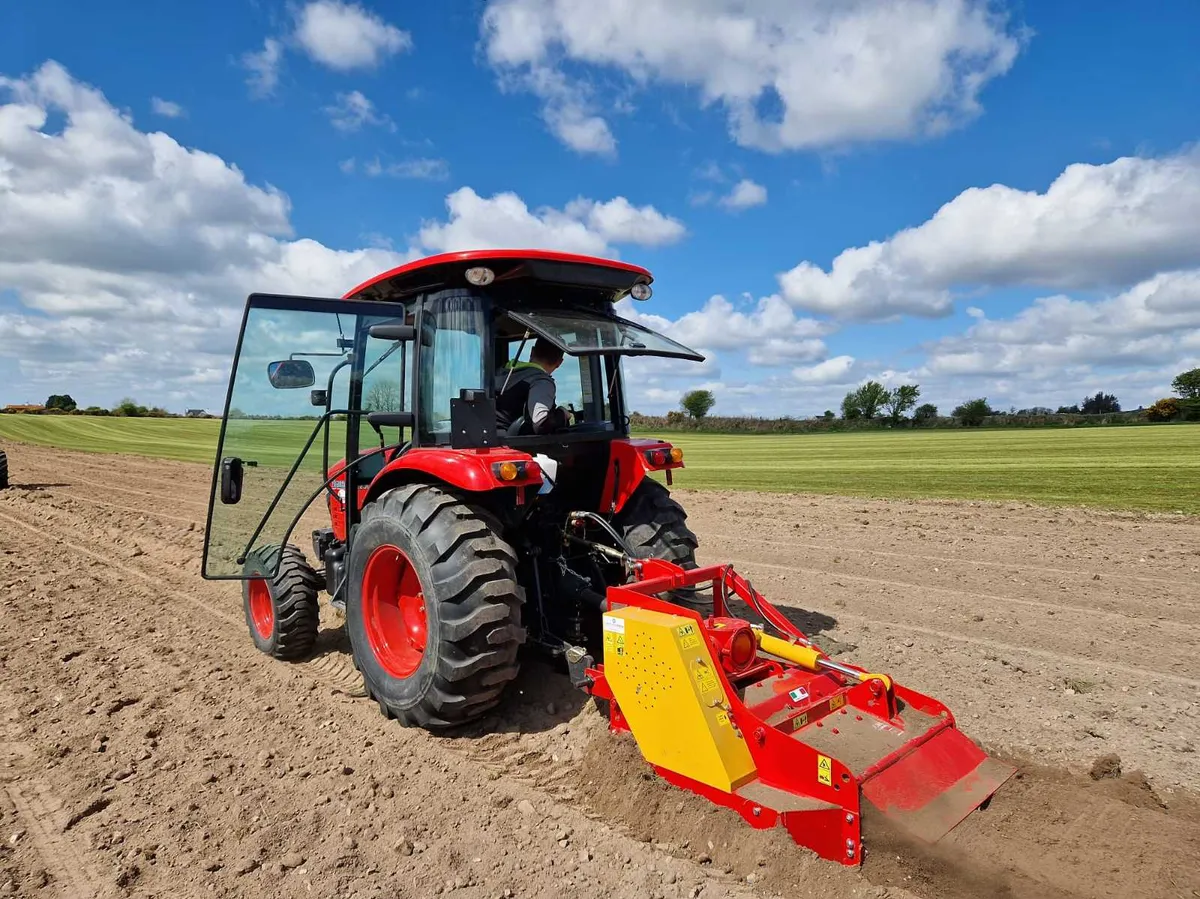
[1,415,1197,514]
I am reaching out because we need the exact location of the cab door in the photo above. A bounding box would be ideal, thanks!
[201,293,414,579]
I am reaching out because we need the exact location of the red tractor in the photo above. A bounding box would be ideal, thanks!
[202,249,1012,865]
[203,250,708,727]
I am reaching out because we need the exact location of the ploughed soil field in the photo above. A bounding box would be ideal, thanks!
[0,442,1198,899]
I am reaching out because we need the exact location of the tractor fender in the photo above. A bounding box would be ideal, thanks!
[602,438,683,515]
[364,447,542,506]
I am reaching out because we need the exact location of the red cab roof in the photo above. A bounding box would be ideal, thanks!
[342,249,652,302]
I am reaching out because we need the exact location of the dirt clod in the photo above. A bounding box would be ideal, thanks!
[1090,753,1122,779]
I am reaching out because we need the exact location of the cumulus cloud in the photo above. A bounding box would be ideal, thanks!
[779,149,1200,321]
[792,355,858,384]
[294,0,412,71]
[719,178,767,210]
[481,0,1024,154]
[416,188,685,255]
[150,97,185,118]
[323,90,394,132]
[617,294,834,366]
[242,38,284,98]
[0,61,691,408]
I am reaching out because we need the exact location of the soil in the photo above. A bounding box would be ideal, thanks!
[1,442,1198,899]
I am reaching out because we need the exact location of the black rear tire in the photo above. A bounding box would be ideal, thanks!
[241,545,322,660]
[614,478,711,614]
[346,483,525,731]
[0,450,8,490]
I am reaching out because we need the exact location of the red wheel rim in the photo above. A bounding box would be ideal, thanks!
[248,578,274,639]
[362,544,427,678]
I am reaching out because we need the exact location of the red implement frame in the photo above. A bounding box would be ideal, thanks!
[584,559,1015,866]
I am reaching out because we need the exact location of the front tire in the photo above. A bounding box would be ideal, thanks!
[346,484,525,731]
[241,545,322,660]
[614,478,711,614]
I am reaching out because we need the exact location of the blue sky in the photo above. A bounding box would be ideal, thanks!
[2,1,1199,416]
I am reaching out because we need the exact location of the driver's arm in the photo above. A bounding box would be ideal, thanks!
[528,377,567,434]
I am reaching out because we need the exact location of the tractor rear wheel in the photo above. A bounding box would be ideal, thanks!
[346,483,525,731]
[614,478,711,614]
[241,545,322,660]
[0,450,8,490]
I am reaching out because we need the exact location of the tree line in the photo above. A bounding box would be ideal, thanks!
[664,367,1200,432]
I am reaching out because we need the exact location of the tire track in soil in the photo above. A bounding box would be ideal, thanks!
[1,779,111,899]
[0,501,591,811]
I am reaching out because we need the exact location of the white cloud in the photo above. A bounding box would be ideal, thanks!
[779,149,1200,321]
[416,188,684,256]
[294,0,412,71]
[617,294,834,366]
[324,90,394,132]
[565,197,686,247]
[792,355,858,384]
[498,64,616,156]
[719,178,767,210]
[150,97,185,118]
[242,38,284,98]
[362,157,450,180]
[0,60,409,408]
[481,0,1024,154]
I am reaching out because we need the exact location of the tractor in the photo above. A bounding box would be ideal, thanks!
[201,250,1013,866]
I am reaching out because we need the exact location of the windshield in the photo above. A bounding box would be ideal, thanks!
[503,307,703,361]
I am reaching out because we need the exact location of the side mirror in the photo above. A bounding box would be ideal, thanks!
[220,457,244,504]
[310,388,329,407]
[267,359,316,389]
[369,323,416,341]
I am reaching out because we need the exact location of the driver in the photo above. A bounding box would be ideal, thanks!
[494,337,570,435]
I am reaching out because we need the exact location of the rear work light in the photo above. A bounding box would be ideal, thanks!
[630,282,653,301]
[466,266,495,286]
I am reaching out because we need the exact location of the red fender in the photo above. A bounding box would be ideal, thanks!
[326,447,542,540]
[601,438,684,515]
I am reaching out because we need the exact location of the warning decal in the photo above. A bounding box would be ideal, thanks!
[695,664,719,695]
[829,694,846,711]
[817,754,832,786]
[791,712,809,732]
[715,710,731,728]
[677,623,701,650]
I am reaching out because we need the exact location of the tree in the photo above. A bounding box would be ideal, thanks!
[364,379,400,413]
[1056,404,1080,414]
[1172,367,1200,400]
[952,397,993,427]
[884,384,921,425]
[45,394,77,412]
[841,380,889,420]
[1145,398,1180,422]
[1080,391,1120,415]
[680,389,716,419]
[822,410,835,421]
[114,397,148,417]
[913,403,939,426]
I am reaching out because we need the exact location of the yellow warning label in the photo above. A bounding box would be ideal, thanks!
[695,664,719,695]
[817,754,832,786]
[829,694,846,711]
[791,712,809,732]
[680,633,700,650]
[615,634,626,657]
[715,710,730,728]
[677,623,697,638]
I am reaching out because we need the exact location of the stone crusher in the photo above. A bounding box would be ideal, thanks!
[578,555,1015,865]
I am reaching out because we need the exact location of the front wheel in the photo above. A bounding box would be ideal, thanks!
[346,483,525,730]
[241,545,322,660]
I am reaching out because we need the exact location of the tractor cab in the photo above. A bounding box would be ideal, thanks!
[202,250,704,616]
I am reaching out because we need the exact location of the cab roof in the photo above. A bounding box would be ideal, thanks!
[342,249,652,303]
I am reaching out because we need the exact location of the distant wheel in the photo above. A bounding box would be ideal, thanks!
[241,545,322,660]
[614,478,711,614]
[0,450,7,490]
[346,483,526,731]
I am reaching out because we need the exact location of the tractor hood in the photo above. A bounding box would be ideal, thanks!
[502,307,704,362]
